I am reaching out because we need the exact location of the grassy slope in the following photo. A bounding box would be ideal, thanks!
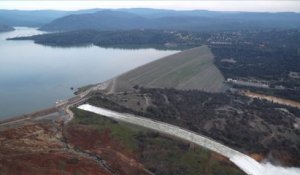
[114,45,226,93]
[70,108,245,175]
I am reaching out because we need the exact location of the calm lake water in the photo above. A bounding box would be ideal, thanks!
[0,27,177,119]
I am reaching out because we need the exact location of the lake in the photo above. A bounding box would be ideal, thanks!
[0,27,177,119]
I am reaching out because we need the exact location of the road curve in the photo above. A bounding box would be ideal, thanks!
[78,104,300,175]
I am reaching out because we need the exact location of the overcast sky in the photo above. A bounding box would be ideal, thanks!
[0,1,300,12]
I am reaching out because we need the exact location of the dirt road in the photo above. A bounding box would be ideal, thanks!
[244,91,300,109]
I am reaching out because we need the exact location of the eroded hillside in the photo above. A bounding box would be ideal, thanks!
[0,121,110,175]
[0,108,245,175]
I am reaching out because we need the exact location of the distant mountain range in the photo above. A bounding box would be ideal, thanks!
[0,9,101,27]
[1,8,300,31]
[40,9,300,32]
[40,11,146,31]
[0,8,226,27]
[0,23,14,32]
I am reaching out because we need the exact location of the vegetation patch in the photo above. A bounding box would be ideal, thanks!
[88,88,300,166]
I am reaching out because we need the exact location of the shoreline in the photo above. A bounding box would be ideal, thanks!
[0,106,58,125]
[0,80,111,125]
[2,83,300,126]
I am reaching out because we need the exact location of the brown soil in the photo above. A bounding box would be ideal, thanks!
[0,122,111,175]
[244,91,300,109]
[250,153,265,162]
[65,124,148,175]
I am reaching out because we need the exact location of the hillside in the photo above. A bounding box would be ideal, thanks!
[40,9,300,31]
[0,24,14,32]
[8,29,205,49]
[40,10,146,31]
[0,9,102,27]
[112,45,226,93]
[2,8,300,30]
[0,104,245,175]
[87,87,300,167]
[0,10,68,27]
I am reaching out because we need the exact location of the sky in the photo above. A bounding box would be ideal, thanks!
[0,1,300,13]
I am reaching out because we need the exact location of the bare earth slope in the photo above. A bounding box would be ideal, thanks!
[114,45,226,93]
